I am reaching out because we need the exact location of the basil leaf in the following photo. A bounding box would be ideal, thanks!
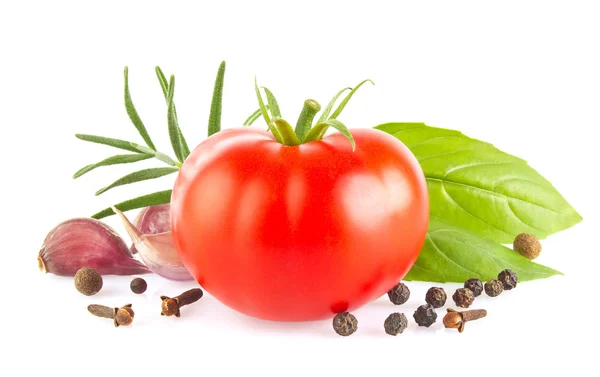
[73,153,153,179]
[405,219,562,283]
[376,122,582,243]
[95,167,179,196]
[91,190,172,219]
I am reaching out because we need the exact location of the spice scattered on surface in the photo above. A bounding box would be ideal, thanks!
[513,233,542,260]
[452,288,475,308]
[74,267,103,296]
[484,279,504,297]
[87,304,134,327]
[498,269,518,290]
[333,312,358,336]
[387,282,410,305]
[384,313,408,336]
[425,287,447,308]
[160,288,204,317]
[443,308,487,333]
[413,304,437,327]
[464,278,484,297]
[130,277,147,294]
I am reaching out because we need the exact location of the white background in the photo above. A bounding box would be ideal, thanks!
[2,1,599,375]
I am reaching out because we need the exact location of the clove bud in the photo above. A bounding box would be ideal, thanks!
[38,218,151,276]
[443,308,487,332]
[113,206,193,281]
[160,288,204,317]
[87,304,135,327]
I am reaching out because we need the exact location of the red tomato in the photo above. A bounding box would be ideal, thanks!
[170,127,429,321]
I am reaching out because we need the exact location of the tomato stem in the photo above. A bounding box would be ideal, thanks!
[271,119,300,146]
[294,99,321,140]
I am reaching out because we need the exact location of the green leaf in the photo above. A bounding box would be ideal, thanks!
[302,119,355,150]
[95,167,179,196]
[316,87,351,124]
[243,108,263,126]
[156,68,189,159]
[262,87,282,118]
[254,77,271,126]
[404,219,562,283]
[329,79,374,120]
[208,61,226,137]
[167,75,186,162]
[130,143,180,167]
[155,66,169,99]
[73,153,153,178]
[270,119,300,146]
[376,122,582,243]
[91,190,172,219]
[75,134,142,153]
[124,66,156,150]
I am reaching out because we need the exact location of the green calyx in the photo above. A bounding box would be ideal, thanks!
[248,78,374,150]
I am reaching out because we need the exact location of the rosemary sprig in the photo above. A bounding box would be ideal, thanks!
[74,61,227,219]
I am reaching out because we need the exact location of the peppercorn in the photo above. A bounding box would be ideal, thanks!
[74,267,103,296]
[130,277,147,294]
[387,282,410,305]
[332,312,358,336]
[513,233,542,260]
[413,304,437,327]
[464,278,484,297]
[498,269,518,290]
[452,288,474,308]
[484,279,504,297]
[384,313,408,336]
[425,287,447,308]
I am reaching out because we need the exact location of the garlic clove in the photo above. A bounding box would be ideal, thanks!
[38,218,151,276]
[130,203,171,254]
[112,207,194,281]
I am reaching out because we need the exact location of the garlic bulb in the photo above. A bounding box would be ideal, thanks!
[130,203,171,254]
[113,206,193,281]
[38,218,151,276]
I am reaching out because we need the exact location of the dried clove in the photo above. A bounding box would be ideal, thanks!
[87,304,134,327]
[160,288,204,317]
[443,308,487,333]
[74,267,103,296]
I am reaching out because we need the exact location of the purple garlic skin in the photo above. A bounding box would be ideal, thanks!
[38,218,151,276]
[113,206,194,281]
[130,204,171,254]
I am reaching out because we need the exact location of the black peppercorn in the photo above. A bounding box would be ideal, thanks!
[452,288,474,308]
[384,313,408,336]
[332,312,358,336]
[485,279,504,297]
[387,282,410,305]
[497,269,518,290]
[425,287,447,308]
[130,277,147,294]
[464,278,483,297]
[413,304,437,327]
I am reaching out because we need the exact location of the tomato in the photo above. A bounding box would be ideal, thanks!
[170,127,429,321]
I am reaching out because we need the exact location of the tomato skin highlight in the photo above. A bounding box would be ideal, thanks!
[171,127,429,321]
